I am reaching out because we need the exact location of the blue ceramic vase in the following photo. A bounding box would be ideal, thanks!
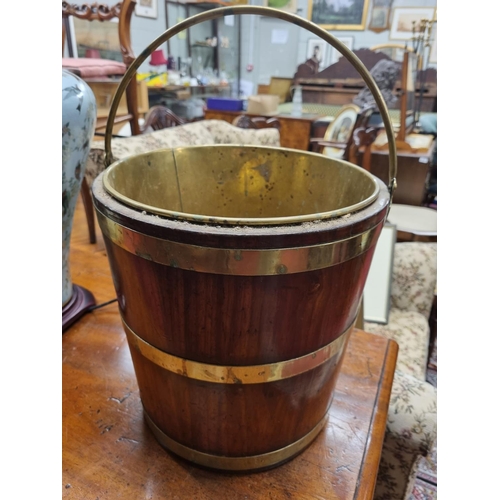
[62,70,97,306]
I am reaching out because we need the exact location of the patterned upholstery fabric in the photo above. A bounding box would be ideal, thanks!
[62,57,127,78]
[85,119,281,186]
[374,371,437,500]
[389,243,438,319]
[364,242,437,500]
[365,309,429,379]
[365,242,437,379]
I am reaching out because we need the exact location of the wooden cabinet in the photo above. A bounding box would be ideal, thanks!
[86,79,149,133]
[86,79,149,120]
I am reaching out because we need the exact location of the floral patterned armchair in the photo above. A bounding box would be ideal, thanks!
[365,242,437,500]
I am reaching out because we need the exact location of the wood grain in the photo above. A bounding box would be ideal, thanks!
[63,198,397,498]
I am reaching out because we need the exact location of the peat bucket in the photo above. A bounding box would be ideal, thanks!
[92,6,397,472]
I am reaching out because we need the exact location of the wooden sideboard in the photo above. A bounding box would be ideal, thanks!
[204,109,319,151]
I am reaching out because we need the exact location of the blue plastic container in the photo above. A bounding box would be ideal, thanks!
[206,97,244,112]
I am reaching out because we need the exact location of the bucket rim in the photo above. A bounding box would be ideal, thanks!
[102,145,381,226]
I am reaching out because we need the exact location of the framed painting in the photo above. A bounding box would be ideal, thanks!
[368,0,393,33]
[308,0,369,30]
[389,7,436,40]
[322,104,360,158]
[263,0,297,13]
[306,38,328,71]
[327,36,354,66]
[72,17,122,61]
[135,0,158,19]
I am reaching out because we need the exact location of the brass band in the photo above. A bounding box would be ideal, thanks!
[144,409,328,471]
[123,319,352,384]
[97,209,380,276]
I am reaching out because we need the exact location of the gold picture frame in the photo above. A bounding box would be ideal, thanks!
[368,0,394,33]
[135,0,158,19]
[389,7,436,41]
[307,0,369,31]
[322,104,360,158]
[262,0,298,14]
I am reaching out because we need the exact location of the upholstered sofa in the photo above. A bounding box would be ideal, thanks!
[364,242,438,500]
[85,119,281,187]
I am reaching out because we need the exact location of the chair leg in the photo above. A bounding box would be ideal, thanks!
[126,74,142,136]
[80,177,96,244]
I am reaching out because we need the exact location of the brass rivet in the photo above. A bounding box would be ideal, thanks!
[277,264,287,274]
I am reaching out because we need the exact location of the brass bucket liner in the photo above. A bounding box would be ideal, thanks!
[103,145,381,225]
[93,5,398,471]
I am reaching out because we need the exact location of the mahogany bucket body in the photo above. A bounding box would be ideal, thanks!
[92,145,391,471]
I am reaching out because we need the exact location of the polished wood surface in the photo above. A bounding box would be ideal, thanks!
[63,198,397,498]
[204,109,318,151]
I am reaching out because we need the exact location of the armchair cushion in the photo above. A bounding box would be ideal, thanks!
[365,242,437,379]
[365,309,430,380]
[390,242,437,319]
[62,57,127,78]
[85,119,281,186]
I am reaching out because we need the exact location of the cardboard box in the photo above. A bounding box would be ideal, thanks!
[247,94,279,116]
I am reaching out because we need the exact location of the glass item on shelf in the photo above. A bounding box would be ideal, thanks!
[291,85,303,116]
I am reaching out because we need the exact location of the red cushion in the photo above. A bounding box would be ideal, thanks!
[62,58,126,78]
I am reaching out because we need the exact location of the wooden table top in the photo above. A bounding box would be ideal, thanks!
[204,108,320,123]
[63,199,398,499]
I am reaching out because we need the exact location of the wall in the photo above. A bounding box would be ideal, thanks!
[240,0,437,92]
[65,0,436,94]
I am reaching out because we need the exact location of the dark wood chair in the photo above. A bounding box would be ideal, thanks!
[309,105,377,163]
[62,0,141,136]
[232,115,281,132]
[141,105,186,132]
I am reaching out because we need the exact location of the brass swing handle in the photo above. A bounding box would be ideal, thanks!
[104,5,397,199]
